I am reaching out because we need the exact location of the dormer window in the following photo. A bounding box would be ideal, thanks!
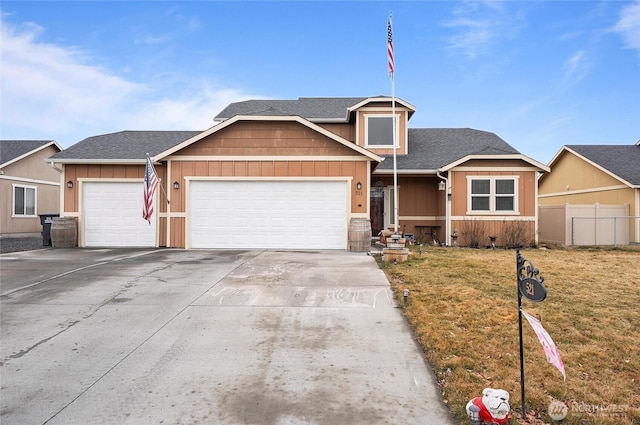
[365,115,398,147]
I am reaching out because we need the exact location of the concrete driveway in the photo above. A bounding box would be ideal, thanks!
[0,248,454,425]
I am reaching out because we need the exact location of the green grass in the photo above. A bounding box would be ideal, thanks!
[380,246,640,425]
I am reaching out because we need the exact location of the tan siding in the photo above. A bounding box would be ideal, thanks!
[539,151,635,213]
[207,161,221,176]
[261,162,274,176]
[298,162,312,176]
[314,161,328,176]
[247,162,261,176]
[0,181,60,234]
[540,151,622,196]
[462,159,533,168]
[317,123,355,141]
[3,145,61,181]
[170,217,185,248]
[178,121,357,156]
[540,188,635,208]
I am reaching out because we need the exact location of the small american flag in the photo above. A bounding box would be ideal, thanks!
[387,15,394,77]
[143,157,158,224]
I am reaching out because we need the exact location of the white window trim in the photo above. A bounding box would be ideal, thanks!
[364,114,399,148]
[12,184,38,218]
[466,176,519,215]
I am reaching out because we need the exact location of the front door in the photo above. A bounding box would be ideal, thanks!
[370,184,385,236]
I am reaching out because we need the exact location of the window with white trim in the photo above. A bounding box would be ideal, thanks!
[13,185,37,217]
[365,115,397,147]
[468,177,517,213]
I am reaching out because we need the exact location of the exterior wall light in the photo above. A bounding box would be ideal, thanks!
[173,181,180,190]
[438,181,446,191]
[66,180,73,189]
[356,181,362,191]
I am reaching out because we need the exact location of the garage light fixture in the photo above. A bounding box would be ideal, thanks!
[66,180,73,189]
[356,181,362,191]
[173,181,180,190]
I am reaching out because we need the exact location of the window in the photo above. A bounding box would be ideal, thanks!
[13,185,36,216]
[495,179,515,211]
[469,177,517,213]
[365,115,397,146]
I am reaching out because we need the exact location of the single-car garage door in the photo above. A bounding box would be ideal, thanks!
[83,182,156,247]
[189,180,348,249]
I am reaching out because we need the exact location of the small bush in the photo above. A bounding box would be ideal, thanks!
[461,219,486,248]
[502,219,528,248]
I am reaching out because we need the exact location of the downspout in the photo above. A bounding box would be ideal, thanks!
[436,170,450,246]
[50,161,65,222]
[49,162,63,173]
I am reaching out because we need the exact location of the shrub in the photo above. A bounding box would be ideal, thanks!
[502,219,528,248]
[461,219,486,248]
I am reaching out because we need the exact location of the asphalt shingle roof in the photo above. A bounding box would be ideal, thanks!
[376,128,520,170]
[566,144,640,186]
[1,140,56,165]
[46,99,525,168]
[49,131,202,161]
[215,97,370,121]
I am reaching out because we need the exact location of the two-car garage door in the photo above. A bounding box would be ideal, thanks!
[82,180,349,249]
[189,180,348,249]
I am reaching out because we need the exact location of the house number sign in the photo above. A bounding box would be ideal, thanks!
[518,277,547,302]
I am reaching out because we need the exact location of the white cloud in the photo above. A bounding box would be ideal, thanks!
[0,20,140,132]
[443,0,521,59]
[613,0,640,52]
[124,86,258,131]
[564,50,590,85]
[0,16,258,147]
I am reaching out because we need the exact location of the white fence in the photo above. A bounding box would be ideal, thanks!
[539,204,639,246]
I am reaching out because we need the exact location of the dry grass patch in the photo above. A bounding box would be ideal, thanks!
[380,246,639,425]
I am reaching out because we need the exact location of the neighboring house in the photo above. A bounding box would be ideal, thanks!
[0,140,62,236]
[538,142,640,246]
[47,96,548,249]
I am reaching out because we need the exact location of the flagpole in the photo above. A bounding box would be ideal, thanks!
[392,77,398,235]
[146,153,170,205]
[388,12,398,235]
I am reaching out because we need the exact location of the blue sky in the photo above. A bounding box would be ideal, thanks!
[1,1,638,164]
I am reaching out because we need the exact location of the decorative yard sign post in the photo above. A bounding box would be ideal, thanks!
[516,250,547,419]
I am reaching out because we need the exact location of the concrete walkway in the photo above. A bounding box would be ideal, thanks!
[0,249,455,425]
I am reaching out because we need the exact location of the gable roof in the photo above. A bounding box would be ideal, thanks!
[374,128,548,173]
[214,96,415,122]
[48,131,201,163]
[154,115,381,162]
[557,144,640,187]
[1,140,62,168]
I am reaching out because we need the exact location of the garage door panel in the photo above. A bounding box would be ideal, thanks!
[190,181,348,249]
[83,182,156,248]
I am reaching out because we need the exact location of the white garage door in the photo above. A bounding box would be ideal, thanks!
[83,182,156,247]
[189,180,348,249]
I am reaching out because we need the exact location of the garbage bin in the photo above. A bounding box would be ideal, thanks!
[39,213,60,246]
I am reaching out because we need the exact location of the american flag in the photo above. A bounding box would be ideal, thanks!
[143,157,158,224]
[387,15,394,77]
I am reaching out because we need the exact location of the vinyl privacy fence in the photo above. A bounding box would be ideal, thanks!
[539,204,639,246]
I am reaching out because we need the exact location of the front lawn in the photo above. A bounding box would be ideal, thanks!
[380,246,639,425]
